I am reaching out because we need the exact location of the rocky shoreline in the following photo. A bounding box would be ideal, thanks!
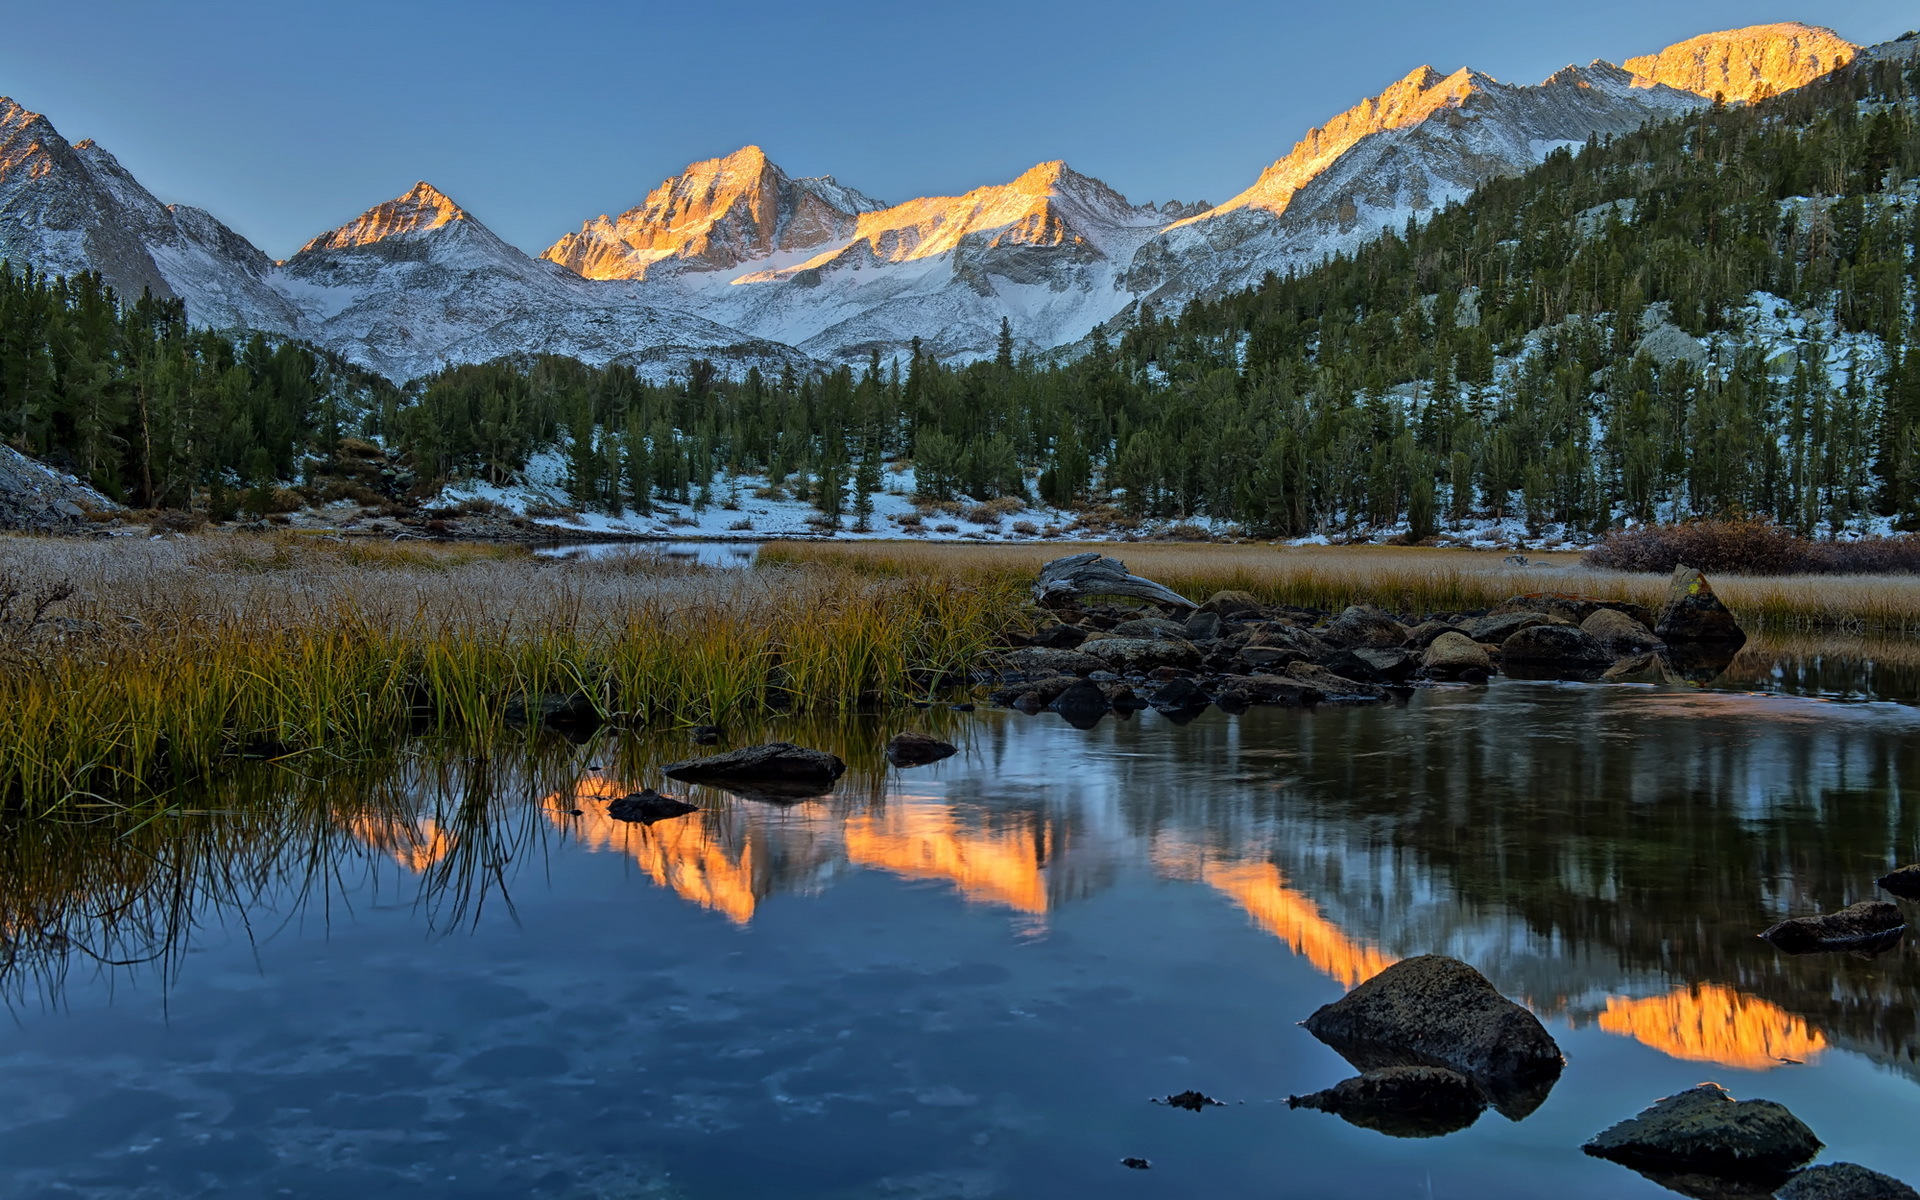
[984,553,1750,724]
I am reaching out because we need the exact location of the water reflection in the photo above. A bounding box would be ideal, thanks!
[4,672,1920,1197]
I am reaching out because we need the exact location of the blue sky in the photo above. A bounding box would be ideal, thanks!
[2,1,1909,258]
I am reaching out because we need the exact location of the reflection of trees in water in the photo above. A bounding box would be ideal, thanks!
[9,691,1919,1083]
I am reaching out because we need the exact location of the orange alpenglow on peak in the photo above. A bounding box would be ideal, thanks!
[1199,860,1397,989]
[298,182,470,253]
[1624,22,1857,103]
[1596,983,1828,1070]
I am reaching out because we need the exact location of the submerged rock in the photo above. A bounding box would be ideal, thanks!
[1877,864,1920,900]
[1422,632,1492,681]
[606,789,699,825]
[1300,955,1562,1119]
[1212,674,1322,707]
[886,731,957,767]
[1761,900,1905,954]
[1154,1090,1225,1112]
[1776,1163,1920,1200]
[1288,1065,1487,1139]
[1147,676,1210,713]
[1655,566,1748,645]
[1603,651,1682,684]
[689,724,723,745]
[663,742,846,802]
[1583,1083,1821,1180]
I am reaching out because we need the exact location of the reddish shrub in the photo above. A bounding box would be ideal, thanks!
[1582,519,1920,575]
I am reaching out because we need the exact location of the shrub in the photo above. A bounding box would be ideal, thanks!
[1011,521,1039,536]
[1583,519,1920,575]
[894,512,924,529]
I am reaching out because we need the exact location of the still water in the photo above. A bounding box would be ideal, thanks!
[4,658,1920,1198]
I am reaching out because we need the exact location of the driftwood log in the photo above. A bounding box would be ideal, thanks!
[1033,553,1196,610]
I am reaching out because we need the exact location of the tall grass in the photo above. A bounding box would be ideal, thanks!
[0,535,1018,814]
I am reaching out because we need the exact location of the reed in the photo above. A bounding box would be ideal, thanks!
[0,534,1020,814]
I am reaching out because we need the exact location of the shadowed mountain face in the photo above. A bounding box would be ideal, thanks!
[0,22,1870,377]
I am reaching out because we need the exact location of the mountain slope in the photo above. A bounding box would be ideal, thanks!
[1623,21,1856,102]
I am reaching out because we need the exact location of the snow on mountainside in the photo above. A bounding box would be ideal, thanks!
[279,182,816,383]
[0,22,1880,380]
[543,145,885,281]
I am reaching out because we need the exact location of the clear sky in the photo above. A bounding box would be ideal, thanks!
[2,1,1909,259]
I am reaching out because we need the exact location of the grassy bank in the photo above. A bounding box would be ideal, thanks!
[762,542,1920,635]
[0,534,1018,814]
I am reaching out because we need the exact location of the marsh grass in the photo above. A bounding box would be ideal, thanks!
[762,541,1920,634]
[0,534,1017,814]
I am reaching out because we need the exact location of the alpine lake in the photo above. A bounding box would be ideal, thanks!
[5,618,1920,1199]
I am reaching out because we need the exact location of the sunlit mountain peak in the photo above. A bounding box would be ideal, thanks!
[297,181,471,253]
[1624,22,1857,102]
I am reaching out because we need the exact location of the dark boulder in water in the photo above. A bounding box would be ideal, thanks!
[607,789,699,825]
[1153,1090,1225,1112]
[1583,1083,1820,1182]
[664,742,846,802]
[1761,901,1905,954]
[1284,661,1386,701]
[1877,864,1920,900]
[1655,566,1748,646]
[1288,1065,1487,1138]
[1325,647,1417,683]
[1499,624,1613,673]
[885,731,957,767]
[1776,1162,1920,1200]
[1049,680,1112,725]
[1300,955,1562,1119]
[1147,676,1210,713]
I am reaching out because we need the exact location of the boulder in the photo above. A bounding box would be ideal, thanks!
[1081,637,1203,673]
[1422,632,1493,681]
[1148,676,1210,713]
[1234,645,1309,673]
[1155,1090,1225,1112]
[1111,616,1192,639]
[990,673,1078,709]
[1776,1163,1920,1200]
[1583,607,1664,654]
[1284,661,1386,701]
[1049,680,1112,726]
[1322,605,1409,649]
[886,731,958,767]
[1300,955,1563,1118]
[1500,624,1613,672]
[1213,675,1321,707]
[1001,646,1106,676]
[1495,592,1656,628]
[607,789,700,825]
[1464,611,1548,643]
[1582,1083,1821,1179]
[1248,622,1333,658]
[1325,647,1417,683]
[1183,611,1223,641]
[663,742,847,802]
[1761,900,1905,954]
[1197,589,1264,617]
[1034,552,1195,610]
[1026,622,1087,649]
[1655,566,1748,645]
[1876,864,1920,900]
[1288,1065,1487,1139]
[1402,619,1465,650]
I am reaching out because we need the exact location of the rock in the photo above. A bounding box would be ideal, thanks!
[1288,1065,1487,1139]
[663,742,847,802]
[1027,622,1087,649]
[1183,611,1223,640]
[1495,592,1656,628]
[990,673,1079,709]
[606,789,700,824]
[1300,955,1563,1118]
[1034,552,1195,610]
[1582,1083,1821,1179]
[1001,646,1106,676]
[1080,637,1202,673]
[1049,680,1112,726]
[1583,607,1664,653]
[1603,651,1682,684]
[689,724,723,744]
[1655,566,1748,645]
[1325,647,1416,683]
[1284,661,1386,701]
[1235,645,1308,673]
[1155,1090,1224,1112]
[1776,1163,1920,1200]
[1463,611,1548,643]
[1499,624,1613,673]
[504,691,601,735]
[1215,674,1321,706]
[1402,619,1464,650]
[1663,640,1743,685]
[1422,632,1493,681]
[1760,900,1905,954]
[1148,676,1211,713]
[1111,616,1190,639]
[1322,605,1409,649]
[886,731,957,767]
[1877,864,1920,900]
[1197,589,1264,617]
[1119,1158,1152,1170]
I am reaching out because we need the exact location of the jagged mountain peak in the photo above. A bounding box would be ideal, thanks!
[297,182,472,254]
[1624,22,1857,102]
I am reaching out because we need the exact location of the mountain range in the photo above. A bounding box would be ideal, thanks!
[0,22,1867,382]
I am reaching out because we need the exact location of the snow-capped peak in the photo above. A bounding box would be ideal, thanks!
[1624,23,1858,102]
[297,182,472,254]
